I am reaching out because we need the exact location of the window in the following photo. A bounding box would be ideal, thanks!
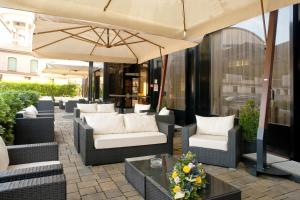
[210,7,291,125]
[30,59,38,73]
[7,57,17,71]
[164,50,186,110]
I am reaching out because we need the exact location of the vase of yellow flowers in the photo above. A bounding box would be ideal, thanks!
[169,151,207,199]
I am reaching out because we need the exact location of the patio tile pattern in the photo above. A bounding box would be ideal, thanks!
[54,108,300,200]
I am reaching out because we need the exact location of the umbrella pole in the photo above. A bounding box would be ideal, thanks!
[253,10,289,177]
[157,54,168,112]
[88,61,93,102]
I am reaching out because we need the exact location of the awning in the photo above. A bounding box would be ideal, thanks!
[0,0,298,41]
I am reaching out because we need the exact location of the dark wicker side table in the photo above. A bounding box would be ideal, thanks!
[125,154,241,200]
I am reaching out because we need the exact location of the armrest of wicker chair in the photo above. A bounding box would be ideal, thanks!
[157,122,174,154]
[7,142,58,165]
[155,111,175,125]
[0,164,63,183]
[37,112,54,117]
[14,117,54,144]
[228,126,241,165]
[182,124,197,153]
[0,174,66,200]
[74,108,80,118]
[38,110,54,114]
[78,120,94,165]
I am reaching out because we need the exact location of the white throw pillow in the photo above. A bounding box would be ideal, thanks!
[97,104,115,113]
[0,136,9,171]
[85,115,125,135]
[124,114,159,133]
[159,107,170,115]
[77,103,97,113]
[196,115,235,136]
[134,104,151,113]
[26,105,38,115]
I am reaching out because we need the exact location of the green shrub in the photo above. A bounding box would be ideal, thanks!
[0,81,79,97]
[0,90,40,144]
[239,99,259,142]
[0,97,14,144]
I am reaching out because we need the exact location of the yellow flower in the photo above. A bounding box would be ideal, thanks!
[173,185,181,193]
[172,171,178,179]
[195,176,202,184]
[183,165,191,173]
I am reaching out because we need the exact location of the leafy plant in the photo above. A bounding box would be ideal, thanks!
[0,97,14,144]
[239,99,259,142]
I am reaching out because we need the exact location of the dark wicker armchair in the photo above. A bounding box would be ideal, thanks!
[182,124,241,168]
[14,115,54,145]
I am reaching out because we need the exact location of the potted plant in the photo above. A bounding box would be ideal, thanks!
[239,99,259,153]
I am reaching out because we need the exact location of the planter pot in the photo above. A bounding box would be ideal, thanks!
[243,140,256,154]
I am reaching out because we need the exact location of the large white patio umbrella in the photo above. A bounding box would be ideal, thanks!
[42,63,89,77]
[32,15,196,64]
[0,0,298,41]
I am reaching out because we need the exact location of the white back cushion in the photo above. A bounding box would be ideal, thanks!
[134,104,151,113]
[0,136,9,171]
[159,107,170,115]
[196,115,234,136]
[77,103,97,113]
[85,115,125,135]
[80,112,118,120]
[97,104,115,113]
[124,114,158,133]
[26,105,38,115]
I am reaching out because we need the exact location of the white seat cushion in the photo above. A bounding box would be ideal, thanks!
[23,105,38,118]
[80,112,118,120]
[85,114,125,134]
[97,104,115,113]
[196,115,234,136]
[77,103,97,113]
[189,134,228,151]
[0,136,9,171]
[124,114,158,133]
[8,161,60,170]
[134,104,151,113]
[93,132,166,149]
[159,107,170,115]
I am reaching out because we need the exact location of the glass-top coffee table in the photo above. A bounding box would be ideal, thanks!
[125,154,241,200]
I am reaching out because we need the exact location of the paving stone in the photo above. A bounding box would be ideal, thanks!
[104,189,123,198]
[77,180,99,189]
[67,183,78,193]
[79,187,97,196]
[99,181,118,191]
[81,192,107,200]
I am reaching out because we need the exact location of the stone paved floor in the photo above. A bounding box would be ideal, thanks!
[54,108,300,200]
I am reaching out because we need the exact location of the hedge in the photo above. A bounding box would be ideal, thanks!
[0,81,80,97]
[0,90,40,144]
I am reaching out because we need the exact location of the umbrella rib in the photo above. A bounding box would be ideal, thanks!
[33,27,93,51]
[62,30,105,47]
[123,30,164,49]
[112,29,138,63]
[103,0,112,12]
[109,30,120,46]
[113,40,145,47]
[34,25,90,35]
[112,33,139,46]
[181,0,187,36]
[91,27,106,45]
[90,35,102,55]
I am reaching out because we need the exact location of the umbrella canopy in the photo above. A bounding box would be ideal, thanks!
[32,15,196,63]
[42,63,89,77]
[0,0,298,41]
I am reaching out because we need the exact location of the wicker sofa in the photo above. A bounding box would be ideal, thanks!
[182,115,241,168]
[37,100,54,113]
[77,114,174,165]
[0,141,66,200]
